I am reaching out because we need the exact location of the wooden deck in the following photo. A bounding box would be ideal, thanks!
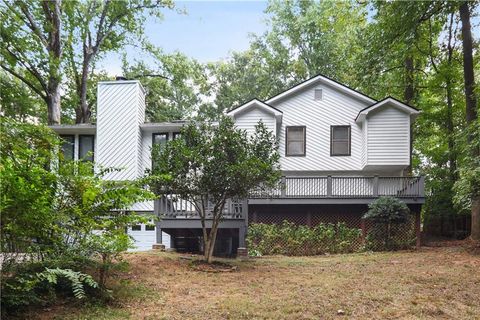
[156,176,425,219]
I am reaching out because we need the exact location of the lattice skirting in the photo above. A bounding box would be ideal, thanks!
[248,204,421,254]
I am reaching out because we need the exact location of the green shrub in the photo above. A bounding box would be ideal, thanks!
[246,221,362,256]
[363,196,413,251]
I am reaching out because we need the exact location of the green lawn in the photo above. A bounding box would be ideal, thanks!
[32,245,480,320]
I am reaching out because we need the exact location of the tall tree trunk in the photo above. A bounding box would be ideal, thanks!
[445,13,457,184]
[446,78,457,181]
[45,0,62,125]
[76,54,92,123]
[46,84,61,125]
[404,55,415,175]
[460,1,479,241]
[472,198,480,241]
[404,56,415,105]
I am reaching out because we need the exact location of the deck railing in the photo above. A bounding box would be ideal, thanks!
[157,176,424,218]
[249,176,425,199]
[158,195,245,219]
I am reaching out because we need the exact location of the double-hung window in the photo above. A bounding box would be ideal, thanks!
[330,126,351,156]
[286,126,306,156]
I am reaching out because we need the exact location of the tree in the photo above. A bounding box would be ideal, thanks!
[207,44,289,118]
[459,1,479,240]
[0,71,44,122]
[1,0,64,124]
[64,0,174,123]
[207,0,368,119]
[263,0,367,82]
[149,117,280,263]
[0,117,60,259]
[123,50,212,122]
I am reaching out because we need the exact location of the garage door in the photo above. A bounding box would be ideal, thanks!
[127,223,171,251]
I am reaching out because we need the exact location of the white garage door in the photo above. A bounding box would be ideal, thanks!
[127,223,171,252]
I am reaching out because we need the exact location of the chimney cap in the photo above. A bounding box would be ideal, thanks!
[115,76,128,81]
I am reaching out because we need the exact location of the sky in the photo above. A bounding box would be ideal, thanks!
[100,1,269,76]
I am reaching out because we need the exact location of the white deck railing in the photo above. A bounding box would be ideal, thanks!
[249,176,425,199]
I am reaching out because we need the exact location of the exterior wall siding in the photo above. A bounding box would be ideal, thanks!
[270,84,370,172]
[367,107,410,166]
[233,107,276,136]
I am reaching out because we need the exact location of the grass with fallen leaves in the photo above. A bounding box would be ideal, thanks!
[32,245,480,319]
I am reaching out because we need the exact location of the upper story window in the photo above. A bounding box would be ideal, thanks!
[330,126,351,156]
[314,88,323,101]
[79,135,94,161]
[286,126,306,156]
[60,135,75,160]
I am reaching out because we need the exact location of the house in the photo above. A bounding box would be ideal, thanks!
[50,74,425,254]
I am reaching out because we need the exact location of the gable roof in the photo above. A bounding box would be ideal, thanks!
[265,73,377,105]
[355,96,420,122]
[226,99,283,117]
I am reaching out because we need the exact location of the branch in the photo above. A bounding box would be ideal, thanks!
[4,43,48,92]
[16,0,48,47]
[134,73,173,81]
[0,64,46,100]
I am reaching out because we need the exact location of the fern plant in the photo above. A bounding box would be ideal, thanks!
[36,268,98,299]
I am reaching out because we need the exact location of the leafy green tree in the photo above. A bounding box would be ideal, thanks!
[207,0,368,119]
[0,117,60,260]
[207,44,289,118]
[264,0,367,82]
[0,71,44,122]
[1,0,66,124]
[149,118,280,263]
[123,50,212,122]
[64,0,174,123]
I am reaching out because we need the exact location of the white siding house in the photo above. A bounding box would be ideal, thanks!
[51,75,424,254]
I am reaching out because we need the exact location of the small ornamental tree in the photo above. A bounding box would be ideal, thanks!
[149,117,280,263]
[363,196,411,251]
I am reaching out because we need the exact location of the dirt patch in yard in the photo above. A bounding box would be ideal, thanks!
[29,245,480,320]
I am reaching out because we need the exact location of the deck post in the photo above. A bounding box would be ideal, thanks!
[306,211,312,227]
[238,198,248,249]
[156,224,162,244]
[373,175,379,197]
[415,210,421,249]
[327,176,332,197]
[281,176,286,197]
